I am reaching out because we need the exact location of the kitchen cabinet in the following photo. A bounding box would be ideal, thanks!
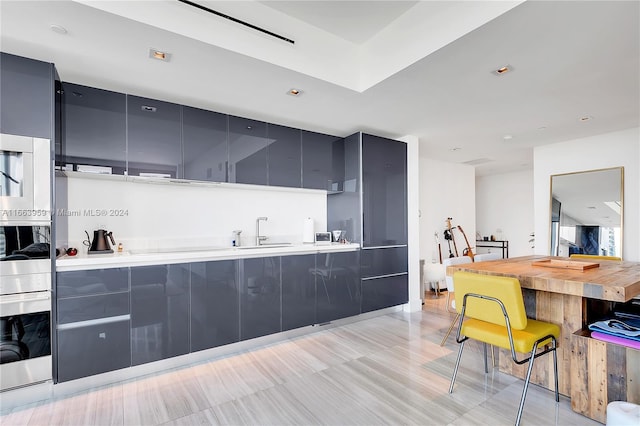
[190,260,239,352]
[281,254,316,331]
[183,106,228,182]
[266,123,301,187]
[361,133,407,247]
[228,115,268,185]
[360,247,407,279]
[315,250,361,324]
[0,52,55,139]
[127,95,182,178]
[61,82,126,174]
[57,318,131,382]
[56,268,130,382]
[361,274,408,313]
[240,256,281,340]
[302,130,344,191]
[130,264,189,366]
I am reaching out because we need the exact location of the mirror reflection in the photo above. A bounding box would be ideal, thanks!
[549,167,623,258]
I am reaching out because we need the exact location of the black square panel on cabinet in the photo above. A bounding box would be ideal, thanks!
[183,106,228,182]
[127,95,182,178]
[228,116,268,185]
[61,82,126,174]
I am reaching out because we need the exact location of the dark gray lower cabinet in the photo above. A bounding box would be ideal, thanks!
[240,257,281,340]
[57,319,130,382]
[190,261,239,351]
[130,264,190,366]
[315,251,361,324]
[281,254,316,331]
[361,274,408,313]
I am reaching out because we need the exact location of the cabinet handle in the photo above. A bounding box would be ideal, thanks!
[57,314,130,330]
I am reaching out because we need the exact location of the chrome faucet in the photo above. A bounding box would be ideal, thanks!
[256,217,268,246]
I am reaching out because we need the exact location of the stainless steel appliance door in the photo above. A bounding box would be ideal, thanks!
[0,291,52,390]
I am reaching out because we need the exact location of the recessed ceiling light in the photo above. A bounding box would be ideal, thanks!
[50,24,68,35]
[492,64,513,76]
[579,115,593,122]
[287,88,303,96]
[149,48,171,62]
[503,134,513,140]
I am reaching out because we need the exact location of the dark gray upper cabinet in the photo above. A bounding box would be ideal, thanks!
[327,132,360,244]
[183,106,228,182]
[302,130,344,191]
[61,83,126,174]
[127,95,182,178]
[130,264,190,366]
[0,52,55,139]
[361,134,407,247]
[228,116,268,185]
[267,124,301,187]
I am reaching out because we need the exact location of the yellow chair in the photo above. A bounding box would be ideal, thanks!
[448,271,560,426]
[569,254,621,261]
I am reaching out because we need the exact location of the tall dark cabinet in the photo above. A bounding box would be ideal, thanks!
[360,133,408,312]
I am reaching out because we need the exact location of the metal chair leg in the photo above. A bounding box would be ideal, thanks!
[440,313,459,346]
[515,343,539,426]
[449,340,466,394]
[483,342,488,374]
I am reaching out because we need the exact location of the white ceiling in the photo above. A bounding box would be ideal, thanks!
[1,0,638,176]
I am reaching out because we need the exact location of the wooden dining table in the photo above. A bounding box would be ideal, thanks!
[446,255,640,423]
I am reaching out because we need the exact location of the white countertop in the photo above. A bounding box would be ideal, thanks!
[56,243,360,271]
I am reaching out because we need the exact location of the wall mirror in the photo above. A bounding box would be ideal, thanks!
[549,167,623,258]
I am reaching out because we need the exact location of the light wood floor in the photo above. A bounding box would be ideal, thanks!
[1,292,600,425]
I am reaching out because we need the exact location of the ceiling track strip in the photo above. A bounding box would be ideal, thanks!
[177,0,295,45]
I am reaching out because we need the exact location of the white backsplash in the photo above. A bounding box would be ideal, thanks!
[58,176,327,252]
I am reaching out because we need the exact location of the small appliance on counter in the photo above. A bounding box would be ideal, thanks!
[84,229,115,254]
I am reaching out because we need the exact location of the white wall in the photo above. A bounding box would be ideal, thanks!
[534,127,640,261]
[58,176,327,251]
[419,156,476,264]
[476,169,534,257]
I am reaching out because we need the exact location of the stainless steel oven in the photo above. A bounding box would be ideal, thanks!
[1,133,50,217]
[0,223,52,391]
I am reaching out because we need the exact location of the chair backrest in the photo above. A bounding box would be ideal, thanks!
[442,256,473,291]
[569,254,621,261]
[453,271,528,330]
[474,252,502,262]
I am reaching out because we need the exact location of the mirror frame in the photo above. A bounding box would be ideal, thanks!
[548,166,624,259]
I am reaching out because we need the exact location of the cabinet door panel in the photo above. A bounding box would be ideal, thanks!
[361,274,408,313]
[57,319,130,382]
[57,292,129,324]
[240,257,281,340]
[281,254,316,331]
[183,106,228,182]
[228,116,268,185]
[267,124,301,187]
[127,95,181,178]
[62,82,126,174]
[130,264,189,365]
[57,268,128,298]
[315,251,360,324]
[360,247,407,278]
[0,52,53,139]
[191,261,239,351]
[362,134,407,247]
[302,131,344,190]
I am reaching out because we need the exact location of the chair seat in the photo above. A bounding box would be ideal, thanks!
[461,318,560,354]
